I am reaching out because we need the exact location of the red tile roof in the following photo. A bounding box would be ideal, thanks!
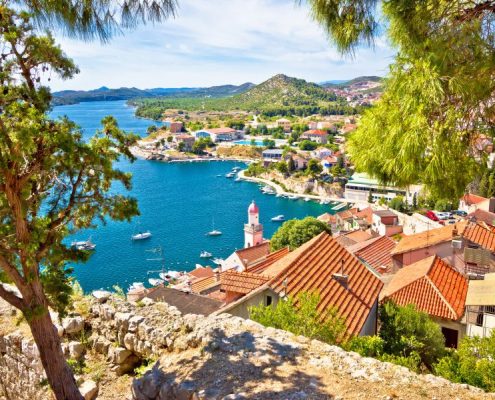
[461,193,487,206]
[318,213,336,224]
[382,256,468,320]
[353,236,396,274]
[246,247,290,275]
[265,232,383,337]
[335,230,374,247]
[191,275,220,294]
[355,207,373,225]
[221,271,270,294]
[463,222,495,252]
[469,209,495,227]
[188,266,214,280]
[303,129,328,136]
[391,221,468,255]
[235,242,271,267]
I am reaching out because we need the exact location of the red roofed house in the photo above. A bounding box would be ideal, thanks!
[221,232,384,338]
[194,127,238,142]
[382,255,468,347]
[371,209,402,237]
[459,193,495,214]
[173,134,195,151]
[301,130,329,144]
[347,235,396,275]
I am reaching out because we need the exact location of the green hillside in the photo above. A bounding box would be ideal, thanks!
[133,74,360,119]
[321,76,382,89]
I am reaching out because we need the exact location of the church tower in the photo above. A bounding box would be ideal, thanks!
[244,200,263,248]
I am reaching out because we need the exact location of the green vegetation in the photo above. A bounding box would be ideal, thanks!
[134,74,362,119]
[298,140,318,151]
[389,196,406,212]
[270,217,331,251]
[250,291,346,345]
[435,332,495,392]
[308,0,495,200]
[306,159,323,177]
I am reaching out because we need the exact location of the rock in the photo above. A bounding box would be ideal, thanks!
[175,381,197,400]
[124,333,137,351]
[68,341,85,359]
[112,346,132,364]
[56,325,65,337]
[62,316,84,334]
[128,315,145,333]
[79,380,98,400]
[141,297,154,306]
[111,354,140,376]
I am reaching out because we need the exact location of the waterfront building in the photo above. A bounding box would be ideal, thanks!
[244,200,264,248]
[194,127,238,142]
[173,134,195,151]
[169,121,183,134]
[344,173,422,204]
[262,149,283,165]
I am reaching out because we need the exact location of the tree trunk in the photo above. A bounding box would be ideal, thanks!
[29,311,84,400]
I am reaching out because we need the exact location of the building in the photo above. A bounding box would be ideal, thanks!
[221,232,384,338]
[459,194,495,214]
[276,118,291,133]
[344,173,422,205]
[301,130,329,144]
[244,201,264,248]
[173,134,195,151]
[469,209,495,227]
[194,127,237,142]
[371,210,402,237]
[169,121,183,134]
[316,121,337,132]
[262,149,283,164]
[311,147,333,160]
[322,155,339,171]
[221,242,270,272]
[347,235,396,275]
[381,255,468,348]
[289,154,308,170]
[335,229,374,247]
[465,273,495,338]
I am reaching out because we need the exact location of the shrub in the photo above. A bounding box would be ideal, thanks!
[270,217,331,251]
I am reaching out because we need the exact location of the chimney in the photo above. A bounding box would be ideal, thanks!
[215,270,221,282]
[333,259,349,288]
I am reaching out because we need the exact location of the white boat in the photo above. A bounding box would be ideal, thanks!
[200,251,213,258]
[132,231,152,240]
[288,195,298,200]
[148,278,164,286]
[158,272,171,282]
[304,197,311,202]
[225,172,235,178]
[234,177,241,182]
[71,237,96,251]
[206,218,222,236]
[271,215,285,222]
[212,258,224,265]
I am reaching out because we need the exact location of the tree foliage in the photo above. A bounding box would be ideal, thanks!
[379,301,446,370]
[250,291,346,345]
[270,217,331,251]
[308,0,495,200]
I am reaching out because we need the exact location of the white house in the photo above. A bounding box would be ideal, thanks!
[194,128,237,142]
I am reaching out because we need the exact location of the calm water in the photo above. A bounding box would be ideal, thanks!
[50,101,338,292]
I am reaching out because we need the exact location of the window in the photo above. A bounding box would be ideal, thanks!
[265,295,272,306]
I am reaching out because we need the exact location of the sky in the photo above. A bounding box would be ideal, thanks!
[49,0,395,91]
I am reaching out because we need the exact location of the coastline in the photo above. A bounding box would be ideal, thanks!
[130,146,254,164]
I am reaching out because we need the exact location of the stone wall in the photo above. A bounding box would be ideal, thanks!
[1,295,494,400]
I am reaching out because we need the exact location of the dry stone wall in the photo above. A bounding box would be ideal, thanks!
[1,295,495,400]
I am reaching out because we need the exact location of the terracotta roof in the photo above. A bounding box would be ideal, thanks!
[463,222,495,252]
[188,267,214,280]
[391,221,468,255]
[355,207,373,224]
[235,242,271,267]
[318,213,337,224]
[191,275,220,294]
[246,247,290,275]
[303,129,328,136]
[335,230,374,247]
[336,207,359,220]
[265,232,384,337]
[221,271,270,294]
[373,210,398,218]
[461,193,487,206]
[382,256,468,320]
[353,236,396,274]
[144,287,223,316]
[469,209,495,227]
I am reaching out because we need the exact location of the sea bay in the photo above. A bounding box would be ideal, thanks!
[50,100,338,292]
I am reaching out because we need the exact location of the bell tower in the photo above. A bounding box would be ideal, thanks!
[244,200,263,248]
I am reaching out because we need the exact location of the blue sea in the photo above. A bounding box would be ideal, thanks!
[50,101,338,292]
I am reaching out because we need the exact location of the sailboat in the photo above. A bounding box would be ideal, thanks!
[131,221,152,240]
[206,218,222,236]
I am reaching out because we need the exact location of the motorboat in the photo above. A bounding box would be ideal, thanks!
[225,172,235,178]
[128,282,146,293]
[304,197,311,202]
[271,215,285,222]
[200,251,213,258]
[148,278,165,286]
[132,231,152,240]
[212,258,224,265]
[288,195,298,200]
[158,272,171,282]
[261,185,275,194]
[71,237,96,251]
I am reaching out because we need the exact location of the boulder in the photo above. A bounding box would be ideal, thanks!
[68,341,85,359]
[112,346,132,364]
[79,380,98,400]
[62,316,84,334]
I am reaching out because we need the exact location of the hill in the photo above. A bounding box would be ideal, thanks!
[51,82,255,106]
[321,75,382,89]
[133,74,359,119]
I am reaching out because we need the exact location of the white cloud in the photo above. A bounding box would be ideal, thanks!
[47,0,394,90]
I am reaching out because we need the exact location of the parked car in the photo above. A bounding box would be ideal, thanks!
[425,210,440,222]
[453,210,468,217]
[435,211,453,220]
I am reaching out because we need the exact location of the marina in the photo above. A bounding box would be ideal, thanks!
[50,101,346,292]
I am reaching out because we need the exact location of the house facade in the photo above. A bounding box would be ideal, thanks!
[194,127,237,142]
[301,130,329,144]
